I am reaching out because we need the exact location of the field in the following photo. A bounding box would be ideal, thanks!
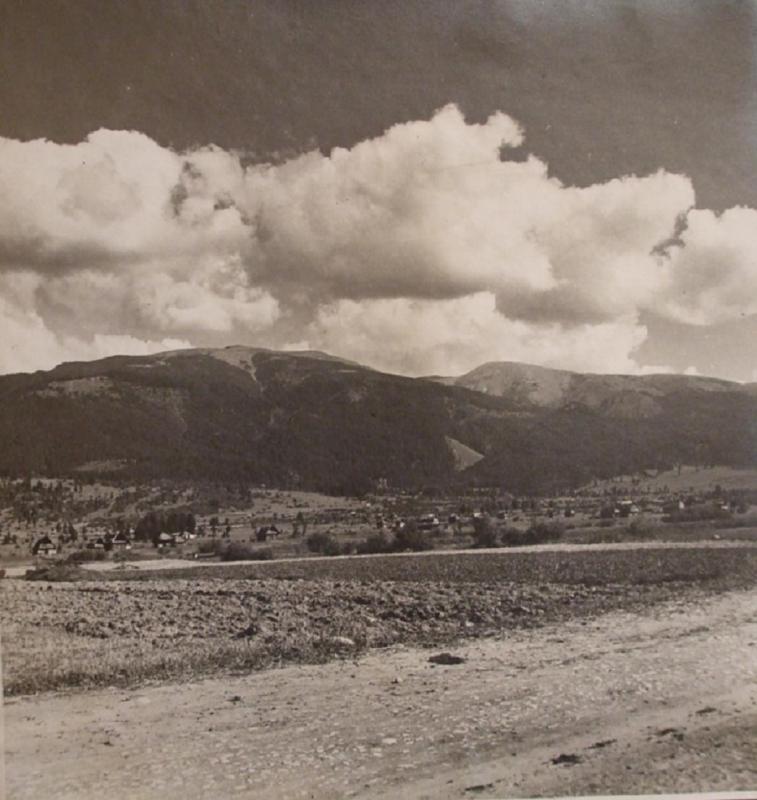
[3,542,756,697]
[583,465,757,493]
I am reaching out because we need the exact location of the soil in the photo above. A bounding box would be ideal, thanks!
[80,540,757,583]
[4,586,757,799]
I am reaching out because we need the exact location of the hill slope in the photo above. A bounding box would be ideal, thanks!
[1,348,756,493]
[449,361,751,418]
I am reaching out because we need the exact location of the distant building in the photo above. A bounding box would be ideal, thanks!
[112,532,131,550]
[32,535,57,557]
[417,514,440,531]
[662,499,685,515]
[156,532,175,549]
[256,525,281,542]
[617,500,640,517]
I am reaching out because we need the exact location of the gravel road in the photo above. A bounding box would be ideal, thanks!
[5,586,757,799]
[76,540,757,574]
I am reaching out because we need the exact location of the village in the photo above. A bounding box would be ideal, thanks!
[2,465,755,573]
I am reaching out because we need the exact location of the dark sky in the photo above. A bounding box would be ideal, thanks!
[2,0,755,210]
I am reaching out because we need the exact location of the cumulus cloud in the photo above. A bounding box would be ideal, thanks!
[0,104,755,376]
[655,207,757,325]
[292,293,649,377]
[0,295,189,376]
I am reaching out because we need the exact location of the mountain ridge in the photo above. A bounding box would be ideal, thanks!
[1,346,755,493]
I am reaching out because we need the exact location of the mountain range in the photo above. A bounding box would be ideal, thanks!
[1,346,755,494]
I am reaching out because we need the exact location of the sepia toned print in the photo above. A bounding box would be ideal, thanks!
[0,2,756,798]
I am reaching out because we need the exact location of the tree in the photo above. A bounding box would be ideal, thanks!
[134,511,161,541]
[472,516,498,548]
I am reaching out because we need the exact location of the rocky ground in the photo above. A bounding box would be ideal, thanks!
[5,586,757,799]
[2,574,738,696]
[3,542,757,696]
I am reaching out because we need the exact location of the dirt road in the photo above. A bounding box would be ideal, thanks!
[5,587,757,799]
[74,540,757,575]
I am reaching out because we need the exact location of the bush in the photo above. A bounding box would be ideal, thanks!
[499,526,527,547]
[393,527,434,552]
[25,564,88,582]
[523,520,565,545]
[66,549,108,563]
[196,539,223,556]
[579,528,624,544]
[307,532,334,553]
[627,517,655,539]
[219,543,274,561]
[305,532,347,557]
[356,533,392,555]
[663,506,733,524]
[471,516,499,548]
[323,539,349,556]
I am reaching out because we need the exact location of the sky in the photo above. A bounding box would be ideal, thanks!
[0,0,756,380]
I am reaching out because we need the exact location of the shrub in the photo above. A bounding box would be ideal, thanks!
[66,549,108,563]
[356,533,392,555]
[579,528,624,544]
[663,506,733,524]
[219,543,274,561]
[393,527,434,552]
[471,516,499,548]
[523,520,565,545]
[627,517,655,539]
[25,564,88,582]
[305,532,348,556]
[323,539,348,557]
[307,532,334,553]
[197,539,223,556]
[499,526,526,547]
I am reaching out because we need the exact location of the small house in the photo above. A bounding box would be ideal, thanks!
[156,532,176,549]
[417,514,440,531]
[256,525,281,542]
[617,500,640,518]
[32,535,57,557]
[112,532,131,550]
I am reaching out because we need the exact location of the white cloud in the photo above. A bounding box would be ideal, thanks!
[293,293,649,377]
[241,106,695,326]
[0,287,189,375]
[656,207,757,325]
[0,104,754,376]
